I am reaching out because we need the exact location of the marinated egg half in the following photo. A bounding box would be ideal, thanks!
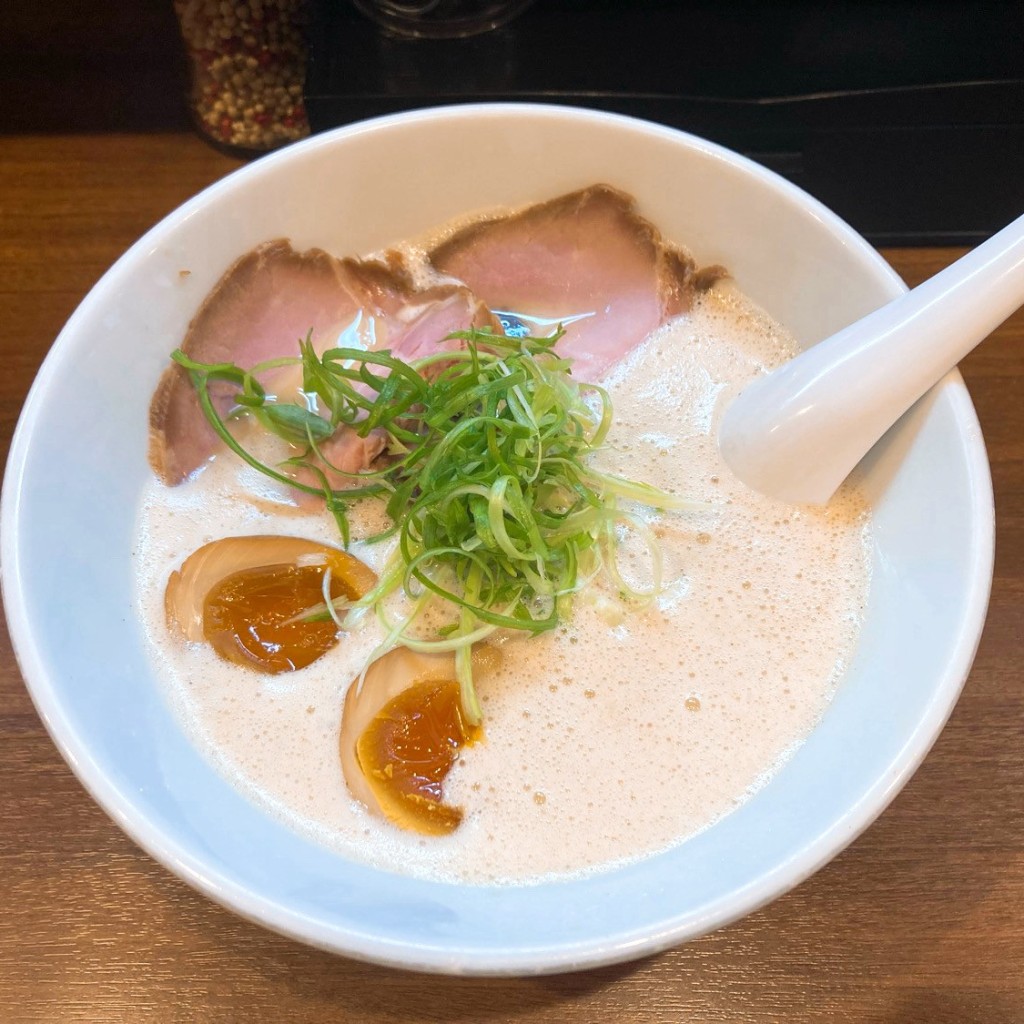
[341,646,500,835]
[165,535,377,673]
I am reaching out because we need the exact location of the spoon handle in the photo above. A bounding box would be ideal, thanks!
[719,212,1024,505]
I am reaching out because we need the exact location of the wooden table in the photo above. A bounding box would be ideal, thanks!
[1,133,1022,1024]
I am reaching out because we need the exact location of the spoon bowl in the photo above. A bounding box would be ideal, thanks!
[719,212,1024,505]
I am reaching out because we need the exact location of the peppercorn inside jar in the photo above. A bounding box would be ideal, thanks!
[174,0,310,154]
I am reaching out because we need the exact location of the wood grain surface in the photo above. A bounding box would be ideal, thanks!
[1,134,1021,1024]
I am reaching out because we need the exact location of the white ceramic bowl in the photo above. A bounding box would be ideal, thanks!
[1,105,994,975]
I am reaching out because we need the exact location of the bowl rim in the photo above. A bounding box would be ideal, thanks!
[0,102,996,975]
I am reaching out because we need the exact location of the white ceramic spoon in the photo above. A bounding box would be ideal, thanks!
[719,212,1024,505]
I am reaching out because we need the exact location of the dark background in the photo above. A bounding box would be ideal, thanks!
[2,0,1023,243]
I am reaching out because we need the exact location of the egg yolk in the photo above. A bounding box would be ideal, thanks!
[355,679,480,836]
[203,553,366,674]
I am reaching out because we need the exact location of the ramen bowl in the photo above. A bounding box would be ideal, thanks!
[0,105,993,974]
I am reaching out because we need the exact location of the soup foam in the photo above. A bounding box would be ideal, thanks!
[136,282,871,885]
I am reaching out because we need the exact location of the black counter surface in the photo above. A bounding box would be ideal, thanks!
[306,0,1024,245]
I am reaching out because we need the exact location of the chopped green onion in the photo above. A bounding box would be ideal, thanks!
[172,325,687,725]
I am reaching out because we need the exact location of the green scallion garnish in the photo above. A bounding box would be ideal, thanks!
[172,326,691,724]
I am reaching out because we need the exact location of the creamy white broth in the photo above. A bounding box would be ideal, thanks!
[136,281,870,884]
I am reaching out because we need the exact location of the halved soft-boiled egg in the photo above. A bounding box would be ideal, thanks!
[165,535,377,673]
[340,646,500,836]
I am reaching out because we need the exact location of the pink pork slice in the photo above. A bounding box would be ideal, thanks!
[341,254,495,364]
[428,184,725,382]
[149,240,492,485]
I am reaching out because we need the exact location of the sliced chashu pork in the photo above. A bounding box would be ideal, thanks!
[150,188,722,484]
[149,240,493,485]
[428,184,726,382]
